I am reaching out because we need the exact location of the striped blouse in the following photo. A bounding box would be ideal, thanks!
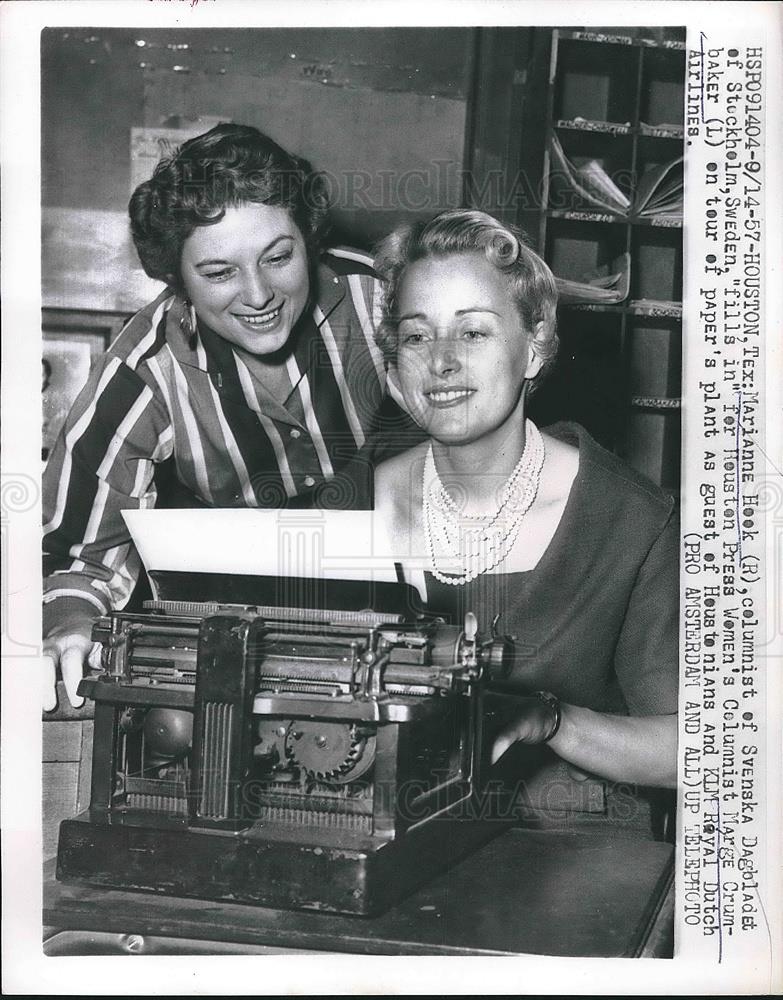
[43,248,418,633]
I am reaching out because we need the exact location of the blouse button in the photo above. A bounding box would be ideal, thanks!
[304,476,316,488]
[290,428,301,439]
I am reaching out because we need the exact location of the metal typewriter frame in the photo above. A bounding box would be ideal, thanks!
[57,576,512,915]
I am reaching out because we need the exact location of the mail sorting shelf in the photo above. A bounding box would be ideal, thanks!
[533,28,686,494]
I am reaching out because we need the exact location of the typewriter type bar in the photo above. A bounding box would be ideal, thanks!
[57,579,513,915]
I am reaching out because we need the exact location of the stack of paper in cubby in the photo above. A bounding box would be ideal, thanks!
[549,134,631,215]
[555,251,631,305]
[632,156,684,218]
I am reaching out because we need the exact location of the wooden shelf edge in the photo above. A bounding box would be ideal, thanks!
[557,30,686,51]
[547,208,682,228]
[555,121,684,140]
[630,396,682,411]
[558,302,682,318]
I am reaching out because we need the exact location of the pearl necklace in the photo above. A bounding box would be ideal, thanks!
[423,420,545,585]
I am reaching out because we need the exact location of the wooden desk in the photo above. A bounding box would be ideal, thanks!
[44,829,674,957]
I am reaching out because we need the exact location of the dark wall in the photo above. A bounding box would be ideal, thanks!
[42,27,474,250]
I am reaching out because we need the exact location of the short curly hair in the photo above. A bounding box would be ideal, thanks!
[374,209,559,385]
[129,123,331,294]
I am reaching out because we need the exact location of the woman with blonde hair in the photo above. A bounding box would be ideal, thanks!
[374,209,678,837]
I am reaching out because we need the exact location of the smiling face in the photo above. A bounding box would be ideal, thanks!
[179,202,310,355]
[395,252,543,446]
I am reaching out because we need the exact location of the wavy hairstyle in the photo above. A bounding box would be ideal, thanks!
[129,123,331,294]
[374,209,559,386]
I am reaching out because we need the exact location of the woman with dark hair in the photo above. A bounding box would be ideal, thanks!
[43,123,418,710]
[374,209,678,837]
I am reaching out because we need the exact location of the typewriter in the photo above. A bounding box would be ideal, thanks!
[56,569,514,915]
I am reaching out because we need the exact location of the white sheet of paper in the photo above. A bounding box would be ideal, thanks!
[122,508,429,601]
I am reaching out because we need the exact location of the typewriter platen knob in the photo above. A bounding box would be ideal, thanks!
[480,636,514,683]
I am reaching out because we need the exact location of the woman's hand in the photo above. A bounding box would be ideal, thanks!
[491,699,678,789]
[42,620,98,711]
[491,696,558,763]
